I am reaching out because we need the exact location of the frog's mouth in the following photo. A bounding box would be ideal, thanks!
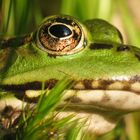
[1,78,140,110]
[1,78,140,111]
[24,89,140,113]
[25,88,140,135]
[1,80,140,135]
[1,78,140,94]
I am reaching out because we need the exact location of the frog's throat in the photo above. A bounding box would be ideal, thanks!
[20,89,140,113]
[1,77,140,94]
[0,90,133,135]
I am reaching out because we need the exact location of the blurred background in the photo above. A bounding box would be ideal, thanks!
[0,0,140,46]
[0,0,140,140]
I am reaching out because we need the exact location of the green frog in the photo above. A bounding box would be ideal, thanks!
[0,15,140,135]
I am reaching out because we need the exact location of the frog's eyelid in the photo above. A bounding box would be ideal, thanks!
[35,15,86,56]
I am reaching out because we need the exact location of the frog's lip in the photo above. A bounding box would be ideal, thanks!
[1,89,138,115]
[1,78,140,94]
[24,89,140,113]
[1,89,140,135]
[58,89,140,114]
[0,95,118,135]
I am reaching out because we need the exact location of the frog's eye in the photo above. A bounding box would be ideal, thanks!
[36,15,86,55]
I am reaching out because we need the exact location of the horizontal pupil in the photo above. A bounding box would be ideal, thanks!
[49,24,72,38]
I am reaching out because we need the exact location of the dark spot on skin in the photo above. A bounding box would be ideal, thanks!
[1,106,22,129]
[131,75,140,82]
[90,43,113,50]
[0,79,58,91]
[83,80,92,89]
[0,48,18,83]
[2,77,140,94]
[100,80,114,89]
[24,96,39,103]
[0,35,32,49]
[117,45,130,52]
[2,106,14,117]
[122,83,131,91]
[47,53,57,58]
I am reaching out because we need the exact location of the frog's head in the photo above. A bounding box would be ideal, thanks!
[1,15,140,135]
[1,14,140,95]
[34,15,123,56]
[1,15,130,87]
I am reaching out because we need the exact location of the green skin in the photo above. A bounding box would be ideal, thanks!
[1,15,140,135]
[0,15,140,93]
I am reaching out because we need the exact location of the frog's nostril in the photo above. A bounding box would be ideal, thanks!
[89,43,113,50]
[49,24,72,38]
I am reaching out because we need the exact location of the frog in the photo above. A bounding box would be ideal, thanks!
[0,15,140,135]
